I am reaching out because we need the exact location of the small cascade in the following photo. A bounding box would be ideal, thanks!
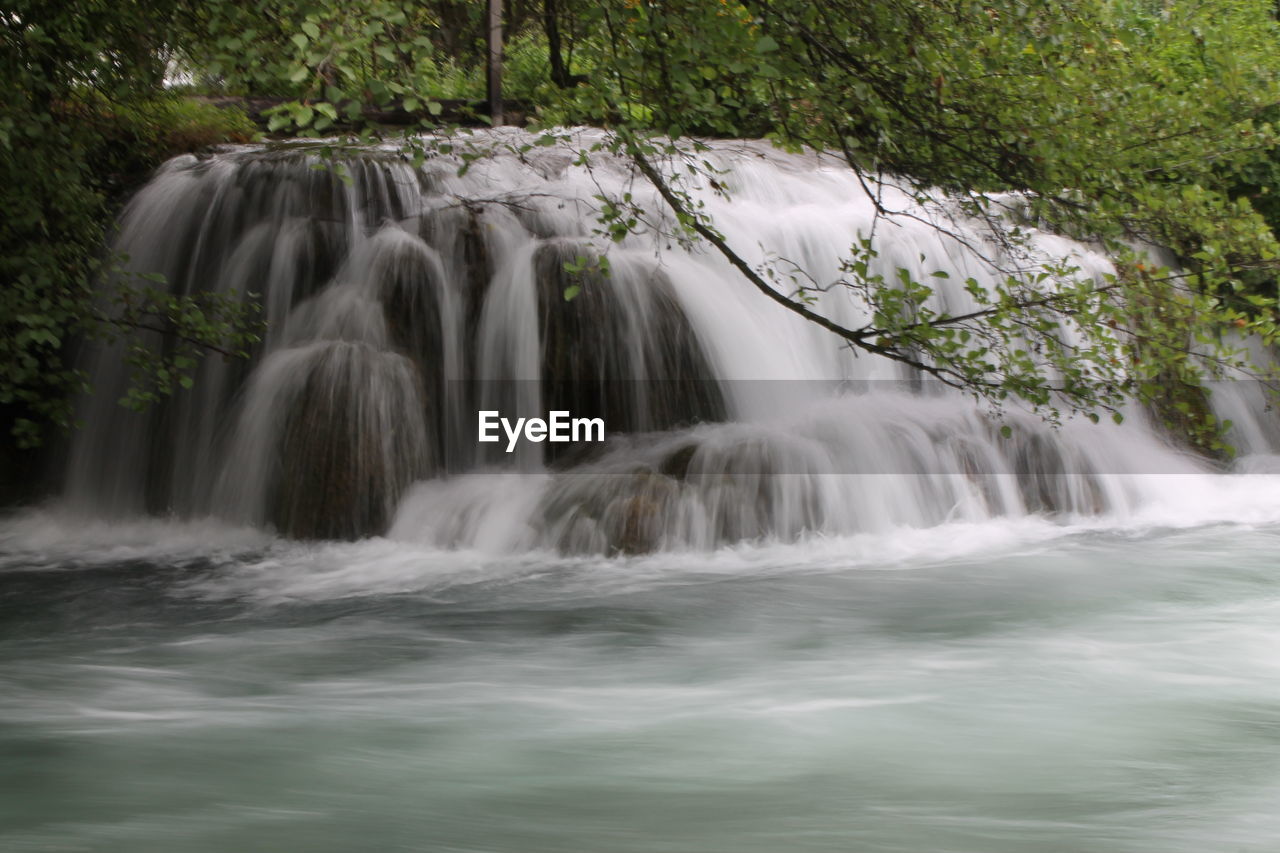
[390,392,1197,554]
[1197,334,1280,468]
[65,129,1248,550]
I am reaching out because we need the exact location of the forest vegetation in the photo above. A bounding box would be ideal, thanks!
[5,0,1280,465]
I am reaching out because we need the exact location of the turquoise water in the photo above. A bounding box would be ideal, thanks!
[3,505,1280,852]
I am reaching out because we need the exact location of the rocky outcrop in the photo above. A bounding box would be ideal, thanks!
[533,241,726,456]
[266,342,430,539]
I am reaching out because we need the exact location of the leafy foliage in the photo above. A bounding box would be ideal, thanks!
[181,0,448,130]
[535,0,1280,447]
[1,1,260,448]
[7,0,1280,455]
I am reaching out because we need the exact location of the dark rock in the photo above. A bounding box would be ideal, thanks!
[533,241,726,462]
[269,342,429,539]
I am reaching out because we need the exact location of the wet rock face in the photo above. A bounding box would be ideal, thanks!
[533,241,726,457]
[537,435,835,555]
[374,239,447,368]
[269,343,430,540]
[274,371,383,540]
[541,466,682,556]
[1008,427,1105,516]
[603,472,679,555]
[366,231,454,465]
[419,203,495,345]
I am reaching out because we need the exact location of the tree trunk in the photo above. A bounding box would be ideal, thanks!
[543,0,570,88]
[487,0,504,126]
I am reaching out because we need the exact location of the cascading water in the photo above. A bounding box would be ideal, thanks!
[62,129,1265,549]
[16,128,1280,853]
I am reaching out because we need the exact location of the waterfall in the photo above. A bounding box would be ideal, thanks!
[63,129,1275,551]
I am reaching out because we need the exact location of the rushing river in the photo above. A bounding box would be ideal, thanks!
[5,479,1280,853]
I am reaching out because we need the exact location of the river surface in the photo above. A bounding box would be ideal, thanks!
[4,480,1280,853]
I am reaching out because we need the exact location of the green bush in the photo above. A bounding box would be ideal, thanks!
[122,97,258,159]
[2,0,262,452]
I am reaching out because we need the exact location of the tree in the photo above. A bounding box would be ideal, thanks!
[533,0,1280,446]
[1,0,259,450]
[7,0,1280,456]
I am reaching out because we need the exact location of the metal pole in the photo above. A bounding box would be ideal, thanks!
[487,0,504,126]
